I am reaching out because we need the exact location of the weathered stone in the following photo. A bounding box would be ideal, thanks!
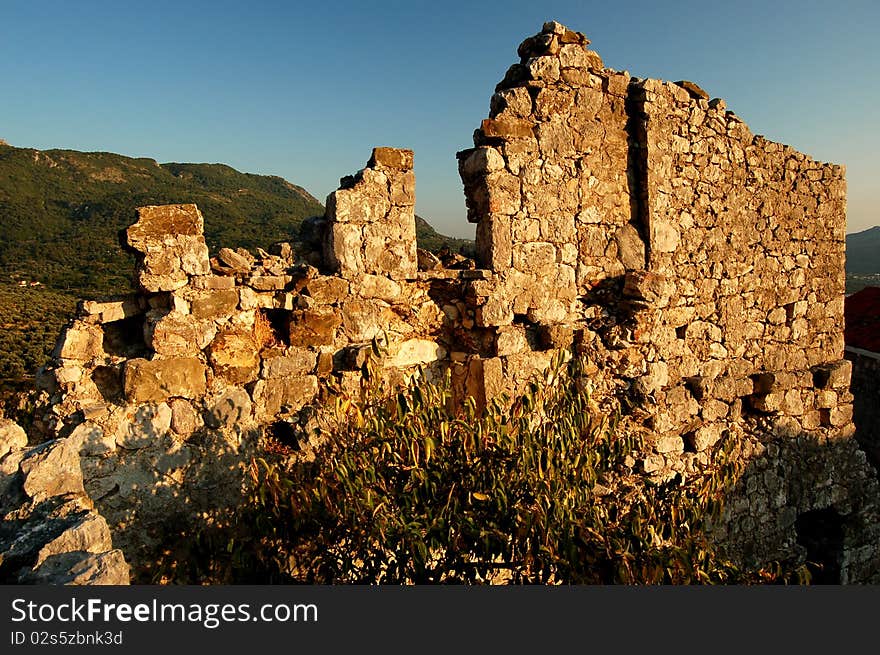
[190,289,240,319]
[639,362,670,395]
[359,274,402,301]
[147,313,214,357]
[197,274,238,290]
[117,403,172,449]
[289,308,342,347]
[0,419,27,458]
[170,398,201,436]
[812,360,852,389]
[538,325,574,350]
[385,339,447,369]
[480,118,534,139]
[341,300,385,342]
[217,247,252,273]
[80,297,143,324]
[303,276,349,304]
[205,388,253,429]
[22,550,130,585]
[128,204,204,244]
[650,219,680,253]
[655,435,684,454]
[623,271,674,306]
[55,325,104,361]
[495,326,530,355]
[20,440,85,500]
[248,275,289,291]
[674,80,710,100]
[253,376,319,417]
[316,350,334,377]
[261,349,316,378]
[460,147,506,177]
[70,421,115,456]
[208,329,260,384]
[369,147,414,170]
[688,424,723,452]
[614,224,646,270]
[123,358,207,403]
[35,513,113,567]
[417,249,442,271]
[127,204,210,291]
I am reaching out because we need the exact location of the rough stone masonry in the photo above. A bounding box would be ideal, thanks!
[2,21,877,584]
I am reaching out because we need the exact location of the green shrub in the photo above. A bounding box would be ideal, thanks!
[235,350,799,584]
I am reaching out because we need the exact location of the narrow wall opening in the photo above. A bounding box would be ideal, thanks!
[101,315,147,358]
[795,507,844,584]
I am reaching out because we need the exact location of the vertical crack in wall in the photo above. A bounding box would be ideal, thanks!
[625,80,650,270]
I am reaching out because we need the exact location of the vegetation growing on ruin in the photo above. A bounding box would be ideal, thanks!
[165,350,801,585]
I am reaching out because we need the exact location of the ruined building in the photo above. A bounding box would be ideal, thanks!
[1,22,877,584]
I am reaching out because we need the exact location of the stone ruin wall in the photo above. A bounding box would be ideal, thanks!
[846,347,880,471]
[1,21,878,584]
[457,21,877,580]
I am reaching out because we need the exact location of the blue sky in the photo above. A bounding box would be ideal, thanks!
[1,0,877,238]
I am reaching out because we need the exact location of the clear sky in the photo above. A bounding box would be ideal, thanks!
[1,0,877,238]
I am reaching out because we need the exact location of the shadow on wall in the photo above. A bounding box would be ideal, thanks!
[77,421,266,584]
[716,425,880,584]
[99,412,880,585]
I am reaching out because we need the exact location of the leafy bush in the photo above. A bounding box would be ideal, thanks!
[232,350,797,584]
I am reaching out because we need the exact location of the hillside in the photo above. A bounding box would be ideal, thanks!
[0,143,323,296]
[0,142,473,380]
[415,215,475,257]
[845,226,880,293]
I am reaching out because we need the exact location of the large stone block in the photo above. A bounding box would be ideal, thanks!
[289,308,342,347]
[128,204,204,246]
[20,439,85,500]
[261,349,317,378]
[55,325,104,361]
[384,339,447,369]
[341,299,386,342]
[127,204,211,292]
[253,376,319,417]
[205,389,253,429]
[0,419,28,458]
[117,403,172,449]
[476,215,513,270]
[208,329,260,385]
[123,357,208,403]
[147,313,215,357]
[369,147,414,171]
[190,289,240,319]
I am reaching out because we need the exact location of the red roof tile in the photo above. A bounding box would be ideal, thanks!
[845,286,880,352]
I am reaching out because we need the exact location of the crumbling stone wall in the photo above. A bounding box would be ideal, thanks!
[846,347,880,471]
[8,22,879,583]
[324,147,418,280]
[0,420,130,584]
[32,150,449,579]
[458,21,878,581]
[458,24,634,326]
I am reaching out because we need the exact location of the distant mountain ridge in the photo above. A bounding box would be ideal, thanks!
[0,142,324,297]
[846,226,880,274]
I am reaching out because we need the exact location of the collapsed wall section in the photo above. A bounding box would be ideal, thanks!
[32,150,448,579]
